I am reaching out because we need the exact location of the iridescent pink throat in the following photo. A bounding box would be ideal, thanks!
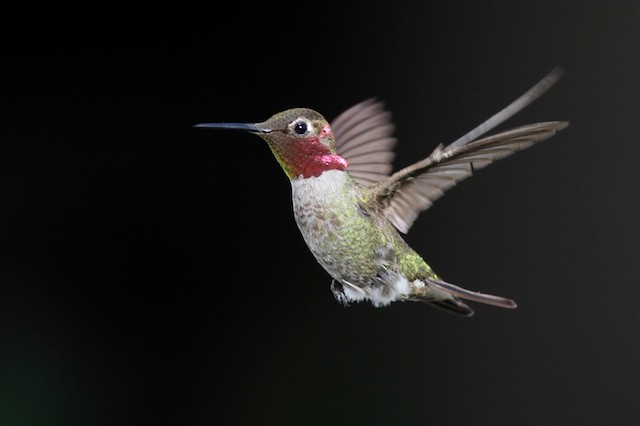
[299,148,348,178]
[277,127,348,179]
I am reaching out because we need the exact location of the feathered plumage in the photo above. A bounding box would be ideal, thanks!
[195,68,568,315]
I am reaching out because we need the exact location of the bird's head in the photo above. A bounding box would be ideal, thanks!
[195,108,348,180]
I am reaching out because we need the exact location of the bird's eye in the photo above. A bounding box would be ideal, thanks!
[293,120,308,135]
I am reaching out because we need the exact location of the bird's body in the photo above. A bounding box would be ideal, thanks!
[291,168,443,309]
[196,70,568,316]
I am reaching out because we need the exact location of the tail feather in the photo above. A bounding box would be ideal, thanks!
[428,278,517,310]
[430,298,475,317]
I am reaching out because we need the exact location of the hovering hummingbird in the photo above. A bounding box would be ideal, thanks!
[195,69,568,316]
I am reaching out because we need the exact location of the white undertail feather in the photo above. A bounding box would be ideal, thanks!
[335,275,415,307]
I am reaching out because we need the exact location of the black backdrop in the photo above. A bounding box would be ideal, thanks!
[2,2,639,425]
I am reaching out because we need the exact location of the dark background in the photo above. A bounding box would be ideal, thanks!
[2,1,639,425]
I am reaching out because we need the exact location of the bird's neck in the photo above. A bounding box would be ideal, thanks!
[267,136,348,179]
[297,153,348,179]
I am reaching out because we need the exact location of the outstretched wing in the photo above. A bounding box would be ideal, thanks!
[330,98,398,186]
[373,121,569,234]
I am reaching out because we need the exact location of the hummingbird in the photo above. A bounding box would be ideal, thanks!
[195,69,568,316]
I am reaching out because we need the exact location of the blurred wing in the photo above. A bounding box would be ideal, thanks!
[330,98,398,186]
[374,121,569,234]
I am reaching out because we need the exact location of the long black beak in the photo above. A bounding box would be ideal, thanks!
[193,122,267,132]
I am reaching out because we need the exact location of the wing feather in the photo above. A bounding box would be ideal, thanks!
[331,98,398,185]
[373,121,569,234]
